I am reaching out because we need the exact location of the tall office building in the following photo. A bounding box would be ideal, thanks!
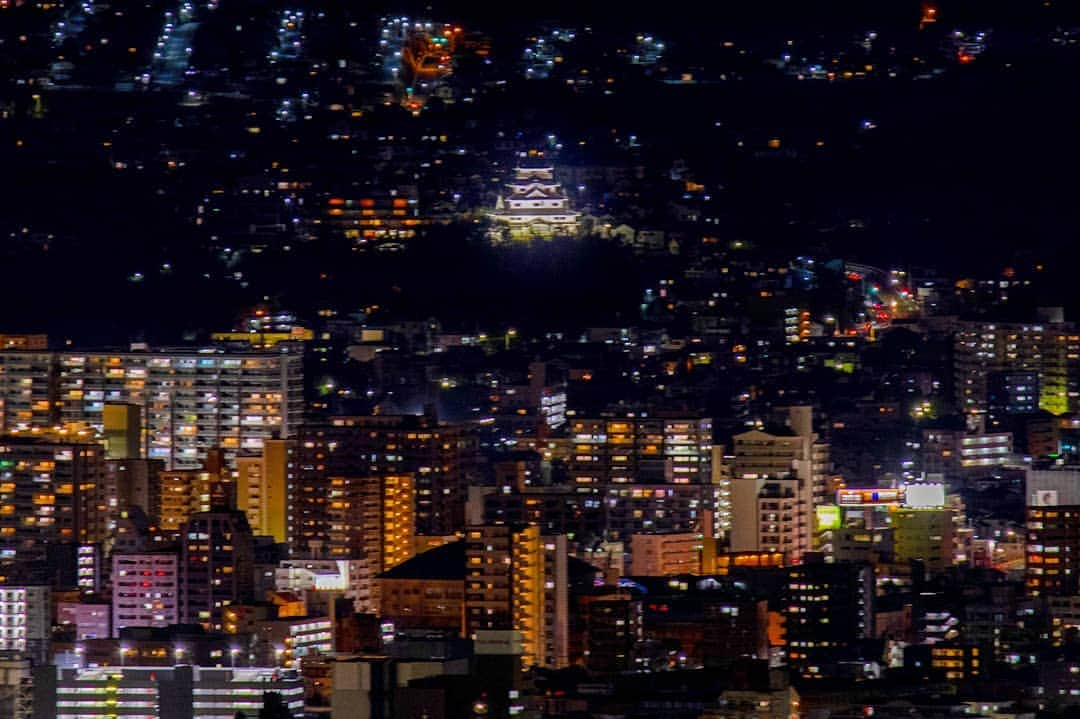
[729,407,830,564]
[465,525,568,670]
[953,320,1080,416]
[236,439,293,542]
[0,435,106,560]
[0,345,304,470]
[111,552,179,634]
[292,413,476,553]
[327,474,415,612]
[179,510,255,631]
[567,414,713,487]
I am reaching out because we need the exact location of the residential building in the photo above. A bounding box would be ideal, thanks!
[730,407,830,563]
[112,552,179,633]
[292,414,476,553]
[235,438,293,542]
[567,413,713,487]
[0,585,50,663]
[0,345,304,470]
[327,474,415,612]
[465,525,568,670]
[179,511,255,631]
[629,532,701,576]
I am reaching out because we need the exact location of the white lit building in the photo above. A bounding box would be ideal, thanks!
[0,586,50,663]
[40,665,304,719]
[489,166,580,241]
[256,616,334,668]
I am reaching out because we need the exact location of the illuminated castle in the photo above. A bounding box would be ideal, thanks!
[489,166,580,241]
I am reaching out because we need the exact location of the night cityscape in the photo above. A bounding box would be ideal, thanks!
[7,1,1080,717]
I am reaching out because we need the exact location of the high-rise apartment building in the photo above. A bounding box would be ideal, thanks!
[112,552,180,634]
[0,346,304,470]
[0,435,106,560]
[327,474,415,612]
[567,414,713,487]
[159,450,229,538]
[179,511,255,631]
[953,320,1080,416]
[235,439,293,542]
[292,414,476,553]
[465,525,568,670]
[729,407,830,564]
[921,425,1012,479]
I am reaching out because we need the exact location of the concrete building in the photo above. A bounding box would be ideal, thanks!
[784,558,873,680]
[255,616,333,668]
[921,425,1012,479]
[1025,467,1080,596]
[327,474,416,612]
[179,511,254,631]
[0,435,106,560]
[235,438,293,543]
[0,655,33,719]
[0,585,50,664]
[953,320,1080,417]
[489,166,581,241]
[629,532,701,576]
[730,407,830,564]
[377,541,466,631]
[34,665,305,719]
[0,345,304,470]
[892,508,957,574]
[465,525,568,670]
[567,413,713,487]
[58,601,110,640]
[112,552,179,634]
[293,414,477,552]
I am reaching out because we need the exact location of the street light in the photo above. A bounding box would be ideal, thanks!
[119,645,130,667]
[274,646,285,667]
[174,646,185,665]
[230,647,240,668]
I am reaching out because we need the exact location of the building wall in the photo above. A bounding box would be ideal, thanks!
[629,533,701,576]
[0,347,304,470]
[112,553,179,633]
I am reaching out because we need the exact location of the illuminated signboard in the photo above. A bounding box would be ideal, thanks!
[836,488,905,507]
[816,505,843,530]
